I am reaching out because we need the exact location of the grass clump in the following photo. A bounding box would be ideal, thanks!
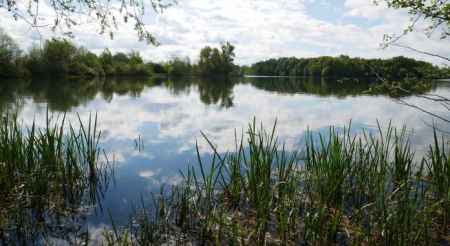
[0,112,112,245]
[104,119,449,245]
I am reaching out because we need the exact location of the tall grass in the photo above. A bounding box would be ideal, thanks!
[105,120,449,245]
[2,114,447,245]
[0,112,112,244]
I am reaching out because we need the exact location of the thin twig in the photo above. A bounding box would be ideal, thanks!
[391,43,450,63]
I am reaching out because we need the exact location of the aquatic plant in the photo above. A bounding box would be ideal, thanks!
[104,120,449,245]
[0,112,112,244]
[1,114,448,245]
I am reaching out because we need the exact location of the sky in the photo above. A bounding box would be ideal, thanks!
[0,0,449,65]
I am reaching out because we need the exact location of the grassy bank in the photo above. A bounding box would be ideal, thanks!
[105,120,449,245]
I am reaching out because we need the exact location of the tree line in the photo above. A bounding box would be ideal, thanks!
[249,55,449,80]
[0,29,240,79]
[0,31,164,78]
[164,42,241,77]
[2,27,448,81]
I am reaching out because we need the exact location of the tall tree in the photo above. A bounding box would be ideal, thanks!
[221,42,236,74]
[42,38,77,75]
[198,43,237,77]
[0,28,21,77]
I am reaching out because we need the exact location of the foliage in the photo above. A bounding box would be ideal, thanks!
[148,62,167,74]
[198,42,240,77]
[0,28,22,78]
[72,48,105,77]
[148,42,240,77]
[42,38,78,75]
[0,34,155,78]
[250,55,447,80]
[165,57,192,77]
[25,46,45,76]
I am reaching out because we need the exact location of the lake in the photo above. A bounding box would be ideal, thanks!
[1,76,449,239]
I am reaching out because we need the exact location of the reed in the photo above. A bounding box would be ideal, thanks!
[0,112,112,244]
[1,113,448,245]
[107,120,449,245]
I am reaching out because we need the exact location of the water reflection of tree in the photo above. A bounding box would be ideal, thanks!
[1,76,440,114]
[0,79,28,114]
[100,77,164,102]
[164,77,194,96]
[197,77,235,108]
[246,76,375,98]
[27,78,101,111]
[0,77,165,113]
[166,77,236,108]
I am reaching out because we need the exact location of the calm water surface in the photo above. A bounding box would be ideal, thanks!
[1,76,449,234]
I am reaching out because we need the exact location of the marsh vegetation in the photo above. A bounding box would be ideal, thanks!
[101,120,450,245]
[0,113,112,244]
[1,110,448,245]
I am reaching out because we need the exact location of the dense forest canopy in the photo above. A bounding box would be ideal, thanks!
[0,29,240,79]
[249,55,449,80]
[0,28,159,78]
[13,38,155,78]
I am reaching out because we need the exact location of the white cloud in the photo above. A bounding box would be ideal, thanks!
[0,0,449,65]
[139,168,161,178]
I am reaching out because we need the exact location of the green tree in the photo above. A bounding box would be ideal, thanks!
[0,32,160,78]
[99,49,115,75]
[198,42,238,77]
[42,38,77,76]
[0,28,22,77]
[113,52,130,64]
[199,46,213,75]
[220,42,236,74]
[71,48,104,77]
[149,62,167,74]
[25,46,45,76]
[129,51,144,65]
[167,57,192,77]
[250,55,445,79]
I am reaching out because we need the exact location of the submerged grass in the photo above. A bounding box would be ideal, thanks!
[105,119,450,245]
[0,112,112,245]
